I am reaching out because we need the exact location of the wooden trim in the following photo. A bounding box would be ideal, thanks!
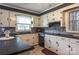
[63,6,79,12]
[39,3,74,15]
[0,3,73,16]
[0,5,39,16]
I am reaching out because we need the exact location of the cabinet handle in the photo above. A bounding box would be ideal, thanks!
[76,41,79,43]
[49,46,51,48]
[56,41,59,46]
[71,47,72,51]
[68,45,73,51]
[49,40,51,43]
[0,12,3,14]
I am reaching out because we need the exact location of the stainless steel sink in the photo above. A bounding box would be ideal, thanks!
[0,36,15,40]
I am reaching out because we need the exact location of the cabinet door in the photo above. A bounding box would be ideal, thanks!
[70,38,79,55]
[33,33,38,45]
[0,9,9,27]
[57,37,70,55]
[0,9,2,27]
[33,16,40,27]
[9,11,16,27]
[54,12,63,21]
[40,14,48,27]
[50,36,58,54]
[17,34,33,46]
[48,12,54,23]
[70,43,79,55]
[45,35,51,50]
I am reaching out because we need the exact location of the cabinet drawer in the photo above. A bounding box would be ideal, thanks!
[60,37,70,44]
[70,39,79,44]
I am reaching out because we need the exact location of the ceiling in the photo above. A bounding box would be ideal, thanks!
[1,3,63,14]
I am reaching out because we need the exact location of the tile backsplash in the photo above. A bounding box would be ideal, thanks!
[0,27,15,34]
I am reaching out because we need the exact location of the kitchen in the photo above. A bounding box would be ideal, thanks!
[0,3,79,55]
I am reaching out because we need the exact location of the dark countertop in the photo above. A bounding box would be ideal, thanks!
[45,32,79,39]
[0,37,33,55]
[0,31,37,37]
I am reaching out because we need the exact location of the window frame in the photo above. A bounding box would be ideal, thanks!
[67,9,79,33]
[15,14,32,32]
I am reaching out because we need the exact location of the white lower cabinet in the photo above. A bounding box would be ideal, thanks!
[16,33,38,46]
[45,34,79,55]
[45,35,51,50]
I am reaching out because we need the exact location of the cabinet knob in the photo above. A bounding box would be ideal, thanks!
[60,17,63,19]
[0,23,2,25]
[52,18,55,20]
[56,50,58,51]
[49,40,51,43]
[31,21,33,24]
[68,45,70,48]
[33,36,34,39]
[52,14,54,16]
[49,46,51,48]
[68,45,73,51]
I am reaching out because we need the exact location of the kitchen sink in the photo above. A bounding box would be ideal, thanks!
[0,36,15,40]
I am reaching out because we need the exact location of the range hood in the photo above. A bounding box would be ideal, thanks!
[49,22,60,27]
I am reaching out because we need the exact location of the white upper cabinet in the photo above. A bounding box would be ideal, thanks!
[0,9,16,27]
[48,11,63,27]
[9,11,16,27]
[32,16,41,27]
[0,9,9,27]
[40,14,48,27]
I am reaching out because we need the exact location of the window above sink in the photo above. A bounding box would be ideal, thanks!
[16,15,32,32]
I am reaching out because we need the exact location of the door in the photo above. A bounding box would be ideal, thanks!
[9,11,16,27]
[50,35,58,54]
[70,43,79,55]
[70,38,79,55]
[17,34,33,46]
[48,12,54,23]
[0,9,9,27]
[57,37,70,55]
[45,35,51,50]
[33,16,40,27]
[40,14,48,27]
[33,33,38,45]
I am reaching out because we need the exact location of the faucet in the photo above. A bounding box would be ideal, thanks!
[4,30,10,38]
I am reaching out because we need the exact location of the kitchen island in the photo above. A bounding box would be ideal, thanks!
[0,36,33,55]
